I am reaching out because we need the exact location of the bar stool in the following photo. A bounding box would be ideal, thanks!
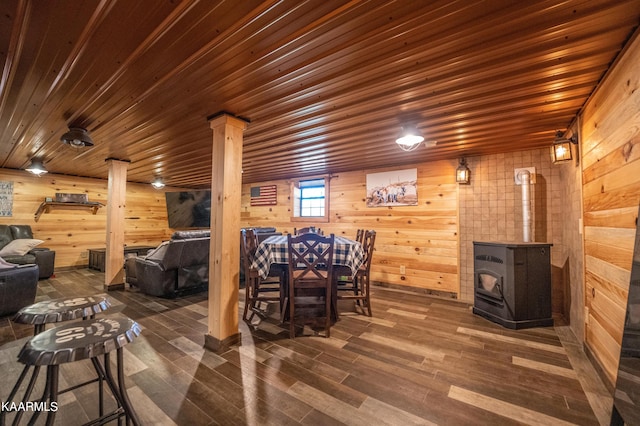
[13,294,111,335]
[7,315,142,425]
[2,294,111,425]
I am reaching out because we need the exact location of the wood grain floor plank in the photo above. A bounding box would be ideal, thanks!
[512,355,578,379]
[0,269,608,425]
[448,385,593,426]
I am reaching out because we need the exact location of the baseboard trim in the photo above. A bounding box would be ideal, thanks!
[584,342,615,393]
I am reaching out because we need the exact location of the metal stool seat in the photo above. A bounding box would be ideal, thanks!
[13,294,111,335]
[4,315,142,425]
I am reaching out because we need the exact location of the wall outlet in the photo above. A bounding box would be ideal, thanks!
[400,265,406,274]
[80,251,88,259]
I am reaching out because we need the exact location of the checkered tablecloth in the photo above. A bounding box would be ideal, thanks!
[251,235,364,279]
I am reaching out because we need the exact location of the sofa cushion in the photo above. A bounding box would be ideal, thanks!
[0,226,12,250]
[0,239,43,256]
[2,253,37,264]
[0,264,39,316]
[253,227,277,233]
[0,256,19,269]
[171,230,210,240]
[9,225,34,239]
[145,241,170,261]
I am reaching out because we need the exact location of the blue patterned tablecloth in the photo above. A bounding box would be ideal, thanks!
[251,235,364,279]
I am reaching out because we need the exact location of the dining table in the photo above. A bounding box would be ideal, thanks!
[251,234,364,279]
[250,234,365,321]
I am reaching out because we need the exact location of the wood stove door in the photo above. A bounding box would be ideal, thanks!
[475,269,504,305]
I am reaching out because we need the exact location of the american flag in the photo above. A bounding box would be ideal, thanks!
[250,185,277,206]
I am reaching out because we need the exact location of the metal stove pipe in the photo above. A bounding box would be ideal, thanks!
[519,170,532,242]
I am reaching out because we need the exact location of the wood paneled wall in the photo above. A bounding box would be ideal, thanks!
[241,160,460,295]
[581,31,640,385]
[0,169,172,268]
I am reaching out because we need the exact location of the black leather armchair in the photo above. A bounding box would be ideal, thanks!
[0,264,39,317]
[125,230,210,298]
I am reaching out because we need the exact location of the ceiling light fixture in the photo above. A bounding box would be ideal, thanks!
[395,126,425,152]
[456,158,470,184]
[60,127,94,148]
[26,159,48,176]
[151,178,165,189]
[551,130,578,163]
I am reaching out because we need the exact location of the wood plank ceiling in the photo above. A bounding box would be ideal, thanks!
[1,0,639,188]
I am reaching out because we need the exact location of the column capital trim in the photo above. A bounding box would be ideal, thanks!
[207,111,250,129]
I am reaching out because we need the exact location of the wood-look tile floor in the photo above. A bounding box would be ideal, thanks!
[0,269,613,425]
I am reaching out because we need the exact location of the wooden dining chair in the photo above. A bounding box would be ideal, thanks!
[293,226,323,236]
[286,232,335,338]
[337,229,376,316]
[240,228,281,322]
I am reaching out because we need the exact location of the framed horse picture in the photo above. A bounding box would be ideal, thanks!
[365,168,417,207]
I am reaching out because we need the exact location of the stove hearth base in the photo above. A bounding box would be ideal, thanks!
[472,306,553,330]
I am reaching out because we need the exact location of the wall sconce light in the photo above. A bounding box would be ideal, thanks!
[551,130,578,163]
[456,158,470,184]
[396,125,424,152]
[26,159,48,176]
[60,127,94,148]
[151,177,165,189]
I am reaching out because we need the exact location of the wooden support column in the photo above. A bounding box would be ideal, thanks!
[104,158,129,291]
[204,113,247,352]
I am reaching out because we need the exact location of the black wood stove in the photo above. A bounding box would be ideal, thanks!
[473,241,553,329]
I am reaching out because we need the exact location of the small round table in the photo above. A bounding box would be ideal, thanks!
[9,315,142,425]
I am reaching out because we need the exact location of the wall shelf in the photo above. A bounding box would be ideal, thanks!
[35,201,103,222]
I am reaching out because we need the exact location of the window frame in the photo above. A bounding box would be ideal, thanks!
[290,175,330,223]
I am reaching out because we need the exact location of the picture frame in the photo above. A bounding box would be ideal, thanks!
[366,168,417,207]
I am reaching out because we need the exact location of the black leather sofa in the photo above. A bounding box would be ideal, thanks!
[124,230,210,298]
[0,225,55,279]
[0,264,39,317]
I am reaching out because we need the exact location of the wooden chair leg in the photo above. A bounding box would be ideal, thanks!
[289,289,296,339]
[242,279,252,321]
[363,275,372,317]
[325,285,331,338]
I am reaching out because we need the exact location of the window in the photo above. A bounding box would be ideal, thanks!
[291,176,329,222]
[300,179,325,217]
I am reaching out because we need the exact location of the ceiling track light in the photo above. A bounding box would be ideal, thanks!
[26,159,48,176]
[60,127,94,148]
